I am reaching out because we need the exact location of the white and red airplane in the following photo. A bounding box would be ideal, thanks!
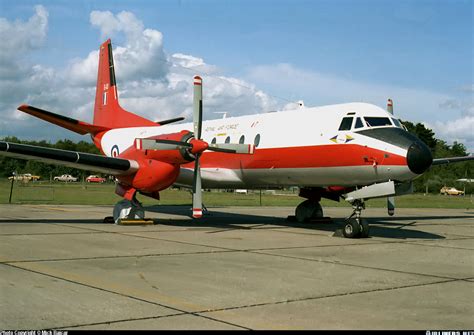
[1,39,472,238]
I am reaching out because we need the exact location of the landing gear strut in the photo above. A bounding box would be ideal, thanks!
[343,200,369,238]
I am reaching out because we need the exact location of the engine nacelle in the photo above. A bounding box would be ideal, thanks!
[118,158,180,194]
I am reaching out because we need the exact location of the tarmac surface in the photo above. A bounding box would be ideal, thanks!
[0,204,473,330]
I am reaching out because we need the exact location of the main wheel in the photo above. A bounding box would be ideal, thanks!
[295,200,323,223]
[342,218,361,238]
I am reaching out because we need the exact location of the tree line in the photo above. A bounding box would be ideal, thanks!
[1,122,473,193]
[0,137,103,182]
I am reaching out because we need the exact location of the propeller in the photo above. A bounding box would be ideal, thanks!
[138,139,254,154]
[192,76,204,218]
[387,98,395,216]
[135,76,255,218]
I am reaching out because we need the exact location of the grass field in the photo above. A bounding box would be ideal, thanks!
[0,179,472,209]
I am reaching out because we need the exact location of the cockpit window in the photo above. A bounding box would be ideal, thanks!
[338,117,353,131]
[400,120,408,131]
[355,117,364,129]
[391,118,402,128]
[364,117,392,127]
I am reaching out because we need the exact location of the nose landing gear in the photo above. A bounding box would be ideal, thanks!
[343,200,369,238]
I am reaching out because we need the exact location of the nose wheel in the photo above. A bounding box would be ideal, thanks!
[343,200,370,238]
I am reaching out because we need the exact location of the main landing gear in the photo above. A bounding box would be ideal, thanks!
[342,200,369,238]
[112,197,145,223]
[295,199,324,222]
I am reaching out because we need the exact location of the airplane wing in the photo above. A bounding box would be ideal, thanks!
[0,141,138,175]
[432,155,474,166]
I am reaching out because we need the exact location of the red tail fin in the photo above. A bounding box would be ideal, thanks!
[93,39,156,128]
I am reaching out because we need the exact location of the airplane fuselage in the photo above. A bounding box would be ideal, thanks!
[98,102,425,189]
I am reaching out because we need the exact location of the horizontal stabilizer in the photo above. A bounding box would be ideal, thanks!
[18,105,110,135]
[155,117,185,126]
[0,141,138,175]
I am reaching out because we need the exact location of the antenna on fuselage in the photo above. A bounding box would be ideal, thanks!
[214,112,228,119]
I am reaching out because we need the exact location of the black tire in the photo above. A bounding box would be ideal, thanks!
[359,219,370,238]
[295,200,323,223]
[342,218,361,238]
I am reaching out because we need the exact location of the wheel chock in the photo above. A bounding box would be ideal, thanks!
[117,218,154,225]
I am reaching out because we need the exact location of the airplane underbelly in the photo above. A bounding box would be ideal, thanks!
[240,166,414,187]
[175,165,414,189]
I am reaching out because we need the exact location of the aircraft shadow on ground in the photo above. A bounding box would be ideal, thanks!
[144,205,456,240]
[1,204,471,240]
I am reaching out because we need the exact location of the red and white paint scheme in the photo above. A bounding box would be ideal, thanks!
[1,39,472,238]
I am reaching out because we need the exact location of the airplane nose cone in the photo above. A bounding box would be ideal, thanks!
[406,140,433,174]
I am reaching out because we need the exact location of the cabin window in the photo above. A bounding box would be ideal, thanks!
[239,135,245,144]
[211,137,216,144]
[364,117,392,127]
[338,117,353,131]
[355,117,364,129]
[254,134,261,147]
[225,136,231,144]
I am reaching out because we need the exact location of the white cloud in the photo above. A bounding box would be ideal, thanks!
[0,5,48,80]
[0,8,276,141]
[90,10,144,41]
[433,97,474,153]
[0,5,48,55]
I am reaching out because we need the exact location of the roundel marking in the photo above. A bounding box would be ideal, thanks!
[111,145,120,157]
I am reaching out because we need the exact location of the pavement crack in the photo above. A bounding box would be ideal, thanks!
[195,278,459,316]
[3,263,250,330]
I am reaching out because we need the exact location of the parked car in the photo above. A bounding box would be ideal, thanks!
[86,175,106,183]
[440,186,464,196]
[8,173,40,181]
[54,174,78,182]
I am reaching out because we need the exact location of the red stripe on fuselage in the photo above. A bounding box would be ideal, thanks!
[183,144,406,170]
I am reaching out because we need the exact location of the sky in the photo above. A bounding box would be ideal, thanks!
[0,0,473,151]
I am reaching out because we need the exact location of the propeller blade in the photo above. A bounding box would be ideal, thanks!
[191,75,204,219]
[135,138,192,151]
[193,76,203,140]
[192,153,203,218]
[208,143,255,154]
